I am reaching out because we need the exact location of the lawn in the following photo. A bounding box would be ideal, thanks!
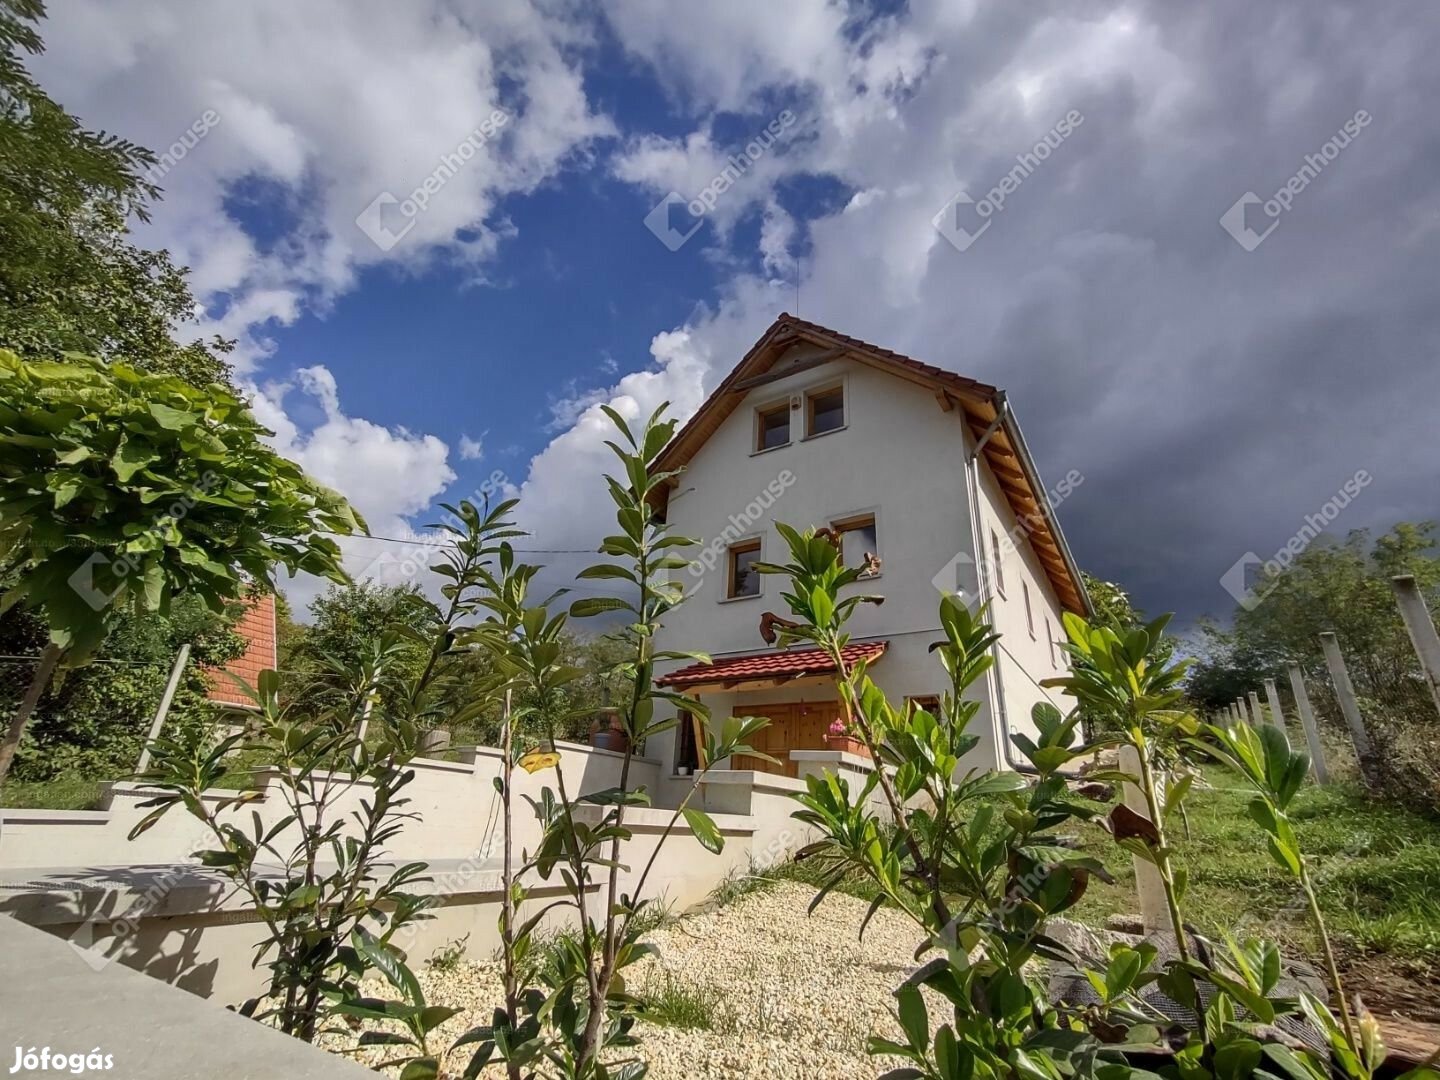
[0,748,271,811]
[770,768,1440,1021]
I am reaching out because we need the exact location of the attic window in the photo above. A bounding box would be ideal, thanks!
[806,386,845,437]
[756,403,791,451]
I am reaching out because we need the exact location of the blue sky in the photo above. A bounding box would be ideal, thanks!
[34,1,1440,623]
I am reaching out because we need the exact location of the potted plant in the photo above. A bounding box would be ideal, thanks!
[589,706,628,753]
[825,717,870,757]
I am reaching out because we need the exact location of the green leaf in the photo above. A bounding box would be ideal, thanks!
[895,985,929,1052]
[681,807,723,854]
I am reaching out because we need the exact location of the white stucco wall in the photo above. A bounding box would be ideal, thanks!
[969,438,1077,755]
[650,346,1008,788]
[650,342,1083,785]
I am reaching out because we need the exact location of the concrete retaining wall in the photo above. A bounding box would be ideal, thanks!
[0,741,845,1006]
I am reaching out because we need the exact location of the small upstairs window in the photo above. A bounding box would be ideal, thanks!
[756,402,790,451]
[727,539,762,598]
[806,386,845,437]
[1024,582,1035,638]
[833,514,879,576]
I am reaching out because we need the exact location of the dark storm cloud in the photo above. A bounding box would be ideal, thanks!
[874,0,1440,626]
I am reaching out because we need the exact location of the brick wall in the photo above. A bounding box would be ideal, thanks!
[206,593,278,706]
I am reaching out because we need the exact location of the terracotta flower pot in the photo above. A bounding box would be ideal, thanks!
[590,709,629,753]
[826,733,870,757]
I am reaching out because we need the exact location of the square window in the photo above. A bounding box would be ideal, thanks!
[806,387,845,436]
[833,515,879,576]
[727,540,762,598]
[756,404,790,451]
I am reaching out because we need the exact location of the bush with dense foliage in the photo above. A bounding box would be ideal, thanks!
[0,349,363,787]
[762,522,1420,1080]
[0,597,243,784]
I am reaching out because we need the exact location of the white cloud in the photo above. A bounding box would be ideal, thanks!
[36,0,614,372]
[246,366,457,612]
[32,0,1440,626]
[458,434,485,461]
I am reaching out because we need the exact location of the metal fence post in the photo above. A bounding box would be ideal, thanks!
[135,644,191,776]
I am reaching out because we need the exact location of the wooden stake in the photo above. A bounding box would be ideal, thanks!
[1319,632,1373,763]
[1391,575,1440,717]
[1119,745,1170,934]
[1287,663,1328,784]
[0,643,63,790]
[135,644,191,776]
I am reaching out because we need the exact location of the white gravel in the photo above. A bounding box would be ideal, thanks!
[319,880,929,1078]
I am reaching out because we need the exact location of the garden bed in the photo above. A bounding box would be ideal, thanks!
[319,881,923,1079]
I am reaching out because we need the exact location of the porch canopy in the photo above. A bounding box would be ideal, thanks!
[657,640,889,693]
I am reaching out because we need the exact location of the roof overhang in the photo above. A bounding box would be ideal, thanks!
[657,640,889,693]
[652,314,1093,617]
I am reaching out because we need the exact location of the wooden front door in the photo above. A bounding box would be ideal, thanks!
[731,701,841,777]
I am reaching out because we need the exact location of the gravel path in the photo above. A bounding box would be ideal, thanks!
[320,880,927,1078]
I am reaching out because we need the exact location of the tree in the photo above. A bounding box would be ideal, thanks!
[0,596,244,785]
[1082,569,1176,666]
[0,350,363,787]
[0,0,233,386]
[280,582,437,718]
[1184,524,1440,715]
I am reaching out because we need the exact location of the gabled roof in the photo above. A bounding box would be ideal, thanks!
[657,641,889,690]
[654,314,1091,616]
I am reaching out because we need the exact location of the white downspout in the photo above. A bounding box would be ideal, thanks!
[962,398,1010,773]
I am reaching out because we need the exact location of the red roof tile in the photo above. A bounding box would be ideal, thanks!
[658,640,888,688]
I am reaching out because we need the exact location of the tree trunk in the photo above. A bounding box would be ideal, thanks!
[0,643,63,790]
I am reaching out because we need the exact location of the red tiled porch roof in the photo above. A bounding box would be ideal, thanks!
[657,641,888,689]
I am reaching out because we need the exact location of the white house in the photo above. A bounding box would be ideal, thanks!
[648,314,1092,808]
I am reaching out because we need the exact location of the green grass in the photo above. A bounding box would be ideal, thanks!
[2,746,277,810]
[0,774,107,810]
[1068,772,1440,965]
[636,969,728,1031]
[696,770,1439,985]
